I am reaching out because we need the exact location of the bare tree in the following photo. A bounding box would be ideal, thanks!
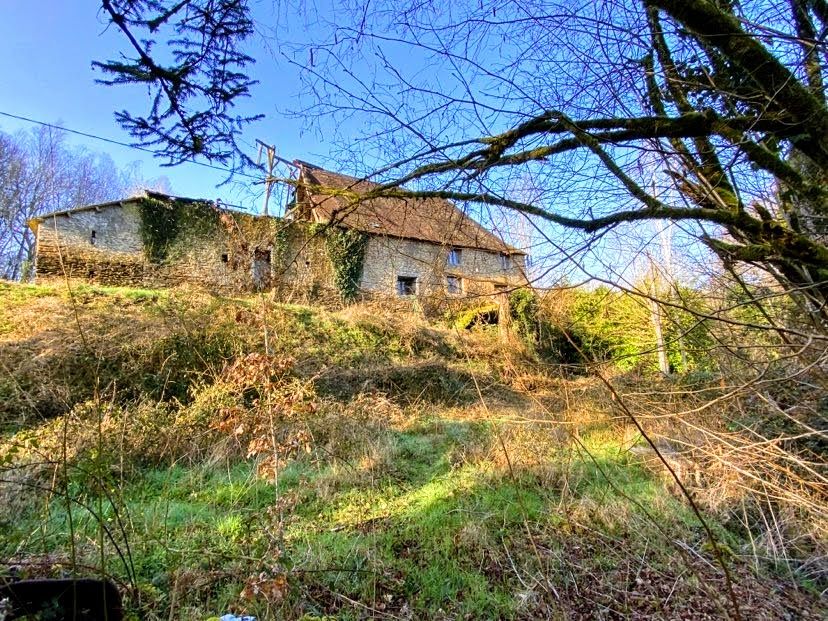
[0,126,132,280]
[81,1,828,601]
[90,1,807,332]
[92,1,828,323]
[279,1,824,321]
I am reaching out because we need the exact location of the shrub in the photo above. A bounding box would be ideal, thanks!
[508,288,539,341]
[454,304,499,330]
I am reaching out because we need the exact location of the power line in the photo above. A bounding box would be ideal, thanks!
[0,110,264,182]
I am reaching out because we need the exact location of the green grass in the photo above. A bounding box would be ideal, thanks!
[1,411,704,620]
[0,280,59,300]
[0,280,167,304]
[2,283,817,619]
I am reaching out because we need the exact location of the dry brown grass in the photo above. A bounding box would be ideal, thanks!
[1,282,826,618]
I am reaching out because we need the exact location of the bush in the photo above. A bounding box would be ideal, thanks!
[540,286,718,373]
[453,304,499,330]
[508,288,539,341]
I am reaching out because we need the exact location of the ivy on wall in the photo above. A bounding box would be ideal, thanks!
[138,197,219,263]
[272,223,291,266]
[312,224,369,302]
[138,198,179,263]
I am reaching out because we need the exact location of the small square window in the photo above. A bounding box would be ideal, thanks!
[447,248,462,266]
[396,276,417,296]
[220,253,229,263]
[447,275,463,295]
[499,253,510,269]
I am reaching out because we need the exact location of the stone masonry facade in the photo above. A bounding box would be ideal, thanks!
[360,236,526,298]
[32,198,327,294]
[31,193,528,309]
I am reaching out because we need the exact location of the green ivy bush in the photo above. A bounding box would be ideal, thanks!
[509,288,540,341]
[138,197,219,263]
[549,286,717,373]
[313,225,369,303]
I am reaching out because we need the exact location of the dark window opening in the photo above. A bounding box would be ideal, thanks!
[254,248,272,263]
[253,248,273,291]
[447,248,462,266]
[220,253,229,263]
[447,275,463,294]
[90,230,96,246]
[494,284,508,293]
[396,276,417,296]
[499,253,510,269]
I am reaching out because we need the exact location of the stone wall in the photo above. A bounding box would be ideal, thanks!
[275,226,339,304]
[33,201,302,293]
[359,234,527,311]
[33,200,529,310]
[34,203,147,285]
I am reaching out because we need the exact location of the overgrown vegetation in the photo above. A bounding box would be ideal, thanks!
[313,225,369,303]
[138,197,220,263]
[0,283,824,620]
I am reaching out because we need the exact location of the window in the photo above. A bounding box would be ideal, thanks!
[254,248,272,264]
[499,253,510,269]
[220,253,229,263]
[447,248,462,266]
[446,275,463,295]
[494,284,508,293]
[90,230,96,246]
[396,276,417,296]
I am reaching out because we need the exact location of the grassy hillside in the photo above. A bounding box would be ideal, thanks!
[0,282,823,620]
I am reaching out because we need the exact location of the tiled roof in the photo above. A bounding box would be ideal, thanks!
[296,163,523,255]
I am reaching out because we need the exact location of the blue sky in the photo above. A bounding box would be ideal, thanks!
[0,1,659,283]
[0,1,325,209]
[0,2,716,285]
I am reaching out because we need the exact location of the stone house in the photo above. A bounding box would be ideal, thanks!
[29,192,286,292]
[289,162,528,301]
[28,162,528,306]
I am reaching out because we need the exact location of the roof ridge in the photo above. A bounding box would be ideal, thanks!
[297,163,524,255]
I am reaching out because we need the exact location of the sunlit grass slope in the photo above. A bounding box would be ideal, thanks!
[0,282,822,620]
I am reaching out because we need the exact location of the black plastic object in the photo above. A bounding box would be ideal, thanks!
[0,578,123,620]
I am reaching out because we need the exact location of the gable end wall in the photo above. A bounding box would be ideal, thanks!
[360,235,527,299]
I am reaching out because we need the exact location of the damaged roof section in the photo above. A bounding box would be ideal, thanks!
[27,191,214,231]
[294,162,524,255]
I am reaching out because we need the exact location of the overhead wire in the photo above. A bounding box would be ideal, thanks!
[0,110,265,183]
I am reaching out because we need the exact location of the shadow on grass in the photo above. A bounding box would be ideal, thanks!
[312,361,522,407]
[282,447,694,620]
[1,391,759,620]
